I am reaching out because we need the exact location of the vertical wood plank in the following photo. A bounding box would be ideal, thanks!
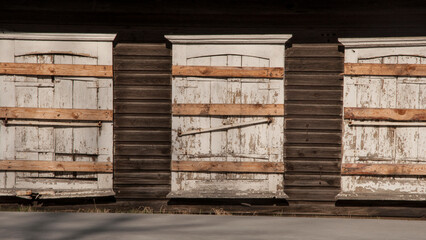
[15,55,39,178]
[210,56,227,163]
[72,56,98,179]
[226,55,242,166]
[0,39,15,188]
[395,56,420,161]
[37,55,55,177]
[378,57,397,161]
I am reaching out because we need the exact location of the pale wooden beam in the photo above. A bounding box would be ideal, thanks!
[342,163,426,176]
[0,107,113,121]
[0,160,112,173]
[348,120,426,127]
[171,161,284,173]
[0,62,113,77]
[344,63,426,77]
[172,65,284,79]
[172,104,284,116]
[6,120,102,127]
[344,107,426,121]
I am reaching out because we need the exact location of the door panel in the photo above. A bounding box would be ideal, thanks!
[0,33,115,198]
[168,35,291,198]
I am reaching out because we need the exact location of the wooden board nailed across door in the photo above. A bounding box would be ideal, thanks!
[339,37,426,201]
[167,35,291,198]
[0,33,115,199]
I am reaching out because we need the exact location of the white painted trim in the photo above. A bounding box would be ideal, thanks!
[348,120,426,127]
[165,34,292,44]
[0,32,117,42]
[339,36,426,48]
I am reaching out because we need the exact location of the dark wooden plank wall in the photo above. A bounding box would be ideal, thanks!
[113,44,172,201]
[284,44,343,204]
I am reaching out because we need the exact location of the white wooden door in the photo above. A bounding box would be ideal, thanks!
[0,33,115,199]
[167,35,291,198]
[340,37,426,200]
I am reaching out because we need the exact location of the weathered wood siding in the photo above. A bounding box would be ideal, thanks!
[0,33,115,198]
[339,37,426,201]
[113,43,172,200]
[284,44,344,203]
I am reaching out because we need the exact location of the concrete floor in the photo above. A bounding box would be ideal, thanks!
[0,212,425,240]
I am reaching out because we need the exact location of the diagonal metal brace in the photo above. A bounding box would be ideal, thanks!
[179,118,272,137]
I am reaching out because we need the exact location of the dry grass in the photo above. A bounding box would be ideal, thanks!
[211,208,232,215]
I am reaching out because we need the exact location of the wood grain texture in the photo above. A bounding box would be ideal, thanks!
[172,65,284,78]
[345,63,426,76]
[171,161,284,173]
[172,104,284,116]
[0,107,113,121]
[344,107,426,121]
[0,62,112,77]
[284,43,343,203]
[0,160,112,172]
[342,164,426,176]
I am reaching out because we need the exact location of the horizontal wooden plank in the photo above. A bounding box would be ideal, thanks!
[114,116,171,128]
[285,174,340,187]
[115,144,170,156]
[286,45,343,57]
[114,57,171,71]
[286,104,342,116]
[171,161,284,173]
[285,90,342,101]
[286,146,342,158]
[285,119,342,130]
[342,163,426,176]
[114,186,170,199]
[344,107,426,121]
[114,86,171,100]
[284,188,340,201]
[0,107,112,121]
[285,58,343,72]
[114,72,171,86]
[0,62,112,77]
[285,132,341,144]
[114,172,171,185]
[0,160,112,173]
[172,65,284,79]
[114,129,170,142]
[285,73,342,86]
[345,63,426,77]
[114,159,170,171]
[114,44,170,56]
[286,160,341,173]
[172,104,284,116]
[115,102,170,114]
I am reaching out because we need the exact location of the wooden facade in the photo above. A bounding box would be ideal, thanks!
[0,0,426,217]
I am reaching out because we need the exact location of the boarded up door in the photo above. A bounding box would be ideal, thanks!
[167,35,291,198]
[339,37,426,200]
[0,33,115,199]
